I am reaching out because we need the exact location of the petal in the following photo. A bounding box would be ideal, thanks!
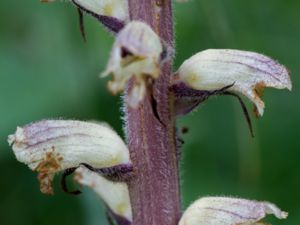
[74,166,132,223]
[179,197,288,225]
[8,119,131,194]
[102,21,163,107]
[72,0,129,22]
[178,49,292,116]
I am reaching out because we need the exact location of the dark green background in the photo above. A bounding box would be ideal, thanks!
[0,0,299,224]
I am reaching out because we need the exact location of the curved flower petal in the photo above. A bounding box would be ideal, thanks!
[8,119,131,194]
[74,165,132,224]
[179,197,288,225]
[72,0,129,22]
[102,21,163,108]
[177,49,291,116]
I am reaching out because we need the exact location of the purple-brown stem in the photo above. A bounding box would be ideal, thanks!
[124,1,181,225]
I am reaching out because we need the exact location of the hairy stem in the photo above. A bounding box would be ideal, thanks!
[124,1,181,225]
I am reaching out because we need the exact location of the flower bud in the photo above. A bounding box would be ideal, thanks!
[179,197,288,225]
[8,119,130,194]
[74,166,132,223]
[102,21,163,108]
[177,49,292,116]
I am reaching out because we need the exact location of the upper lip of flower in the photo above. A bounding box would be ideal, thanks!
[179,196,288,225]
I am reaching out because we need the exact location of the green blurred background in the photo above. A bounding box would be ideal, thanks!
[0,0,299,224]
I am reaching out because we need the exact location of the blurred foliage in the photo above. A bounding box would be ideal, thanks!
[0,0,299,224]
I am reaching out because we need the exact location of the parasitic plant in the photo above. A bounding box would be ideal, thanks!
[8,1,292,225]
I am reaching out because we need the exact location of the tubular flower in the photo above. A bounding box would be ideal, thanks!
[102,21,163,108]
[74,166,132,224]
[177,49,292,116]
[8,119,131,194]
[179,197,288,225]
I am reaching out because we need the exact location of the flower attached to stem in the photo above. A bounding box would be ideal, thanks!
[175,49,291,117]
[102,21,164,108]
[8,119,132,195]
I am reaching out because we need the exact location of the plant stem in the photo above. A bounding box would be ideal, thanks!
[124,1,181,225]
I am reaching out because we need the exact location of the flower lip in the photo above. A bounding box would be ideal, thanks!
[74,165,132,222]
[177,49,292,116]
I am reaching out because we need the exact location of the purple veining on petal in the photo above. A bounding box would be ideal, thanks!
[201,207,260,221]
[203,49,290,84]
[23,134,104,150]
[23,120,94,139]
[199,59,283,83]
[20,120,118,147]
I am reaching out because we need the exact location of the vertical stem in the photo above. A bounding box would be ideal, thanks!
[124,1,181,225]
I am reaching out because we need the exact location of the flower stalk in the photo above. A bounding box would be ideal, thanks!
[125,1,181,225]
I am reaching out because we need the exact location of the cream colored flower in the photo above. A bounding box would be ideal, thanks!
[74,166,132,222]
[72,0,129,22]
[102,21,163,108]
[8,119,130,194]
[177,49,292,116]
[179,197,288,225]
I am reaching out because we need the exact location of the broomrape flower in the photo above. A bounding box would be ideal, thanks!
[8,120,132,194]
[102,21,163,107]
[175,49,292,116]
